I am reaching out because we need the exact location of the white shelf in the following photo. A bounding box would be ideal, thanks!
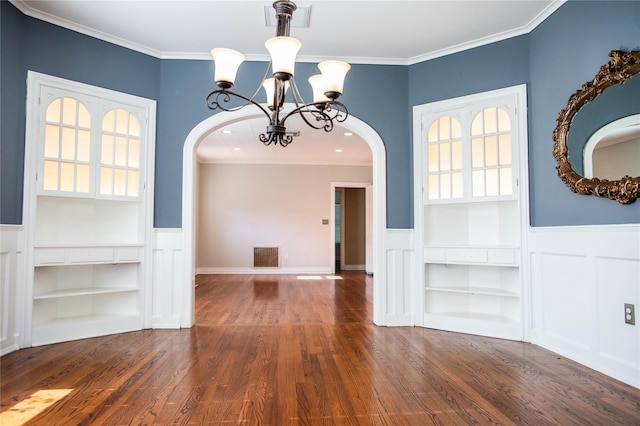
[425,286,519,298]
[423,245,520,266]
[31,313,143,346]
[34,287,138,300]
[34,245,143,266]
[424,312,522,341]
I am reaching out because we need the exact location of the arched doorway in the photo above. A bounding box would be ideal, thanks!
[181,108,387,327]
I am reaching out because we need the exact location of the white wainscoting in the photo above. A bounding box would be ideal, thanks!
[529,224,640,389]
[151,229,185,329]
[384,229,416,326]
[0,225,24,356]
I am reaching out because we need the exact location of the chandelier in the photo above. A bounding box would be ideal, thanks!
[205,0,351,147]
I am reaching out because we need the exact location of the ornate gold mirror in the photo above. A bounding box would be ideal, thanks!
[552,50,640,204]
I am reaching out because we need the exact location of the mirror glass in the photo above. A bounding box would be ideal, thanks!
[566,72,640,176]
[583,115,640,179]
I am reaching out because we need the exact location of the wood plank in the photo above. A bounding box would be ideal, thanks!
[1,273,638,424]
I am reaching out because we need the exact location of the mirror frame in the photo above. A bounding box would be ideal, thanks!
[552,50,640,204]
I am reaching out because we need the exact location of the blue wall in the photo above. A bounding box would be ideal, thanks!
[2,1,639,229]
[155,60,409,227]
[527,0,640,226]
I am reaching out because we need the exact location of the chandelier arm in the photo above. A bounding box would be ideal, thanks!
[205,89,272,119]
[280,101,349,132]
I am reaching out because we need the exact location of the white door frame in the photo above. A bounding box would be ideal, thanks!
[330,183,371,274]
[181,107,388,326]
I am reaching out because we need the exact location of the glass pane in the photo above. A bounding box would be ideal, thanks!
[115,109,129,134]
[471,138,484,168]
[61,128,76,160]
[486,169,499,196]
[439,142,451,171]
[100,167,113,194]
[472,170,485,197]
[485,135,498,167]
[78,103,91,128]
[60,162,75,192]
[127,170,139,196]
[439,116,450,140]
[428,175,439,200]
[43,160,59,191]
[498,134,512,165]
[114,169,126,196]
[452,172,463,198]
[46,98,61,123]
[427,144,439,172]
[484,107,497,133]
[44,125,60,158]
[77,130,91,162]
[101,134,114,165]
[129,115,140,137]
[500,168,513,196]
[103,110,115,133]
[128,138,140,168]
[76,164,90,193]
[440,174,451,199]
[114,136,127,167]
[451,118,461,139]
[451,140,462,170]
[471,113,483,135]
[62,97,77,126]
[497,108,510,132]
[427,122,438,142]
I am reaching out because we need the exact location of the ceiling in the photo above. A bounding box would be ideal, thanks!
[11,0,565,165]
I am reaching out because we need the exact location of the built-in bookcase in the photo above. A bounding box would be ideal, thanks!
[23,72,156,346]
[413,85,529,341]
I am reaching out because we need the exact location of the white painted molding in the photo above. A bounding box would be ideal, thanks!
[528,224,640,389]
[151,229,184,329]
[197,267,332,275]
[0,225,24,356]
[183,106,387,328]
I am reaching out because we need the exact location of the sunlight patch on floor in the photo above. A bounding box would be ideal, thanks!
[0,389,73,425]
[296,276,344,280]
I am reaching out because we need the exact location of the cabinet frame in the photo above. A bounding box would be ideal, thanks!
[412,84,530,341]
[22,71,156,347]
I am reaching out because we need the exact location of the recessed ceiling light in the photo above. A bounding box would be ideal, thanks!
[335,149,343,153]
[222,130,232,134]
[343,132,353,136]
[233,147,241,151]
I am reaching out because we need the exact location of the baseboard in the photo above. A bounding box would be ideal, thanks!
[197,266,333,275]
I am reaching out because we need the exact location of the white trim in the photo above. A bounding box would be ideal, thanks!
[196,267,332,275]
[182,106,387,327]
[10,0,566,65]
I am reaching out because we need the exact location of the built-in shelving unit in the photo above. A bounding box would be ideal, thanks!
[24,72,155,346]
[413,85,528,341]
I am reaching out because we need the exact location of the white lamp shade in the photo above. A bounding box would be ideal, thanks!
[265,37,302,77]
[211,48,245,86]
[308,75,331,103]
[262,78,290,108]
[318,60,351,97]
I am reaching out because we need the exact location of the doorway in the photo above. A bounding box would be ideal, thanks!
[182,109,387,327]
[334,187,367,273]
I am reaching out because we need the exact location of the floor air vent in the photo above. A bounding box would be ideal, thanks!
[253,247,279,268]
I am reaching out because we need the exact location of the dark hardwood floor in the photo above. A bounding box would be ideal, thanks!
[1,273,639,425]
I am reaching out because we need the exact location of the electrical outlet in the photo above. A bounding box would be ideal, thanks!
[624,303,635,325]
